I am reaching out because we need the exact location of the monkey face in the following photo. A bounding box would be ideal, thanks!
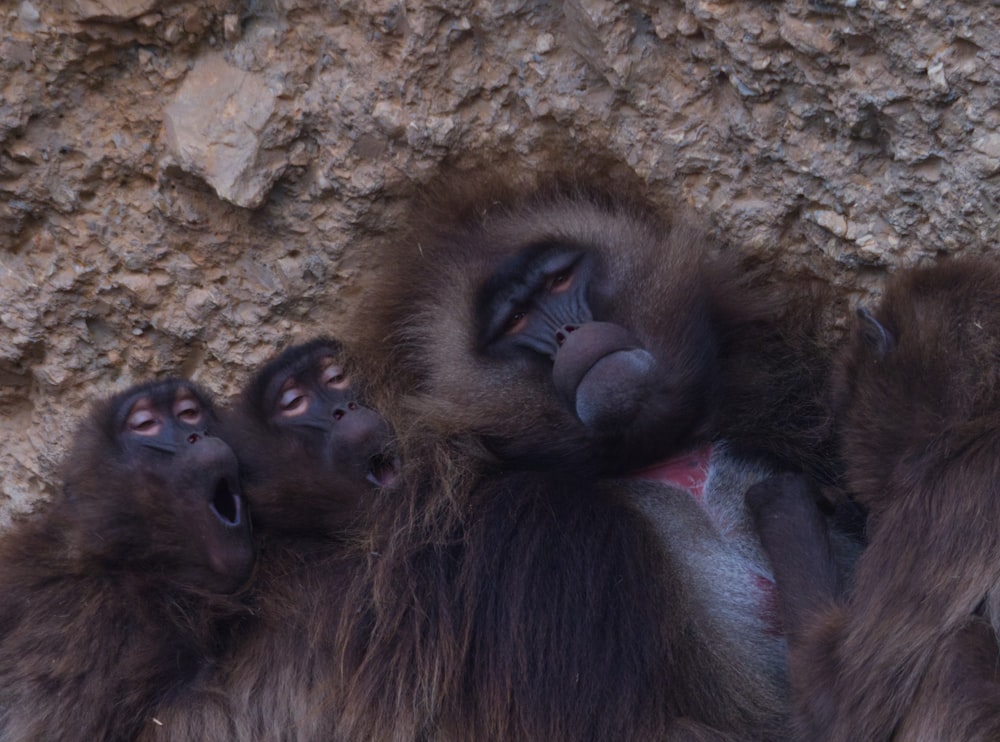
[229,338,399,534]
[68,379,255,595]
[477,239,716,462]
[475,245,658,433]
[260,342,398,488]
[403,196,720,475]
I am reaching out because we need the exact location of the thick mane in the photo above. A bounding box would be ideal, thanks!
[349,160,838,483]
[345,158,655,412]
[338,158,819,739]
[447,475,673,741]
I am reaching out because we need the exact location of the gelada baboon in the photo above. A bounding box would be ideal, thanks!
[0,379,253,742]
[222,337,398,536]
[341,166,845,741]
[142,339,398,741]
[749,258,1000,741]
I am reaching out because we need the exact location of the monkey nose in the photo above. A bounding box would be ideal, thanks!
[332,402,359,421]
[554,324,579,347]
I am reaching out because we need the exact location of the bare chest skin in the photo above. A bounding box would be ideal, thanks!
[624,443,787,684]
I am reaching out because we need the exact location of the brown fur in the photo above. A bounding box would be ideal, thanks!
[753,258,1000,741]
[897,619,1000,741]
[338,161,842,740]
[142,340,387,741]
[350,165,837,481]
[0,380,253,742]
[142,543,363,741]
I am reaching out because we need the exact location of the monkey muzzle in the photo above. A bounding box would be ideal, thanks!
[177,434,255,590]
[551,322,657,431]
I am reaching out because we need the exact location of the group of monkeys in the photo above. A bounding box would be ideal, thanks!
[1,167,999,741]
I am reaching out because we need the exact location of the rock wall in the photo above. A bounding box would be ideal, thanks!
[2,0,999,518]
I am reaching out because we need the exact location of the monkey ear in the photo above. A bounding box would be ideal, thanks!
[856,306,895,358]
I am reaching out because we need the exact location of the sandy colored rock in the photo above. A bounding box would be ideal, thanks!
[3,0,1000,518]
[163,52,292,209]
[74,0,159,21]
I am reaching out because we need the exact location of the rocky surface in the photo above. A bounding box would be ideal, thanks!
[2,0,999,518]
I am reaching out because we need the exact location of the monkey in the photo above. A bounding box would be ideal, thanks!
[746,258,1000,741]
[0,379,254,742]
[338,166,852,741]
[141,338,399,741]
[222,337,398,537]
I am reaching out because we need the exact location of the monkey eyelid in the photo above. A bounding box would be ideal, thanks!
[545,267,575,294]
[277,385,310,417]
[125,403,163,437]
[537,251,580,281]
[503,309,530,336]
[172,394,203,425]
[476,245,584,347]
[317,357,351,390]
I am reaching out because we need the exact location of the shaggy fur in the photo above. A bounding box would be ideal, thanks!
[751,258,1000,741]
[0,380,253,742]
[142,340,390,741]
[339,164,844,740]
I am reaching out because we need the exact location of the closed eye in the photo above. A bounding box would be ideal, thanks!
[174,398,203,426]
[318,356,351,390]
[125,401,162,437]
[278,385,310,417]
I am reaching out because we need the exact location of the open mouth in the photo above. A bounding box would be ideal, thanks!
[210,478,243,526]
[366,452,401,488]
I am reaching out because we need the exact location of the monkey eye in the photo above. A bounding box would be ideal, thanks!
[503,309,529,336]
[277,384,310,417]
[173,393,204,426]
[545,269,574,294]
[125,399,163,437]
[318,357,350,390]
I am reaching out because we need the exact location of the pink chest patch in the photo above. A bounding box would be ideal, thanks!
[627,442,713,500]
[628,443,784,636]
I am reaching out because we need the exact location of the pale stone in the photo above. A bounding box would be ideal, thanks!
[163,54,291,209]
[805,209,848,238]
[19,2,40,25]
[74,0,158,20]
[677,13,700,36]
[536,33,555,54]
[780,16,837,56]
[223,14,241,42]
[927,60,948,92]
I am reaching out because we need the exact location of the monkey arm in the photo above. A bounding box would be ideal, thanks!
[896,618,1000,742]
[794,453,1000,742]
[745,472,841,640]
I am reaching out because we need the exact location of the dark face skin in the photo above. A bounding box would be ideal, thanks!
[479,247,654,428]
[229,339,397,536]
[113,380,254,593]
[259,343,396,488]
[476,242,714,470]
